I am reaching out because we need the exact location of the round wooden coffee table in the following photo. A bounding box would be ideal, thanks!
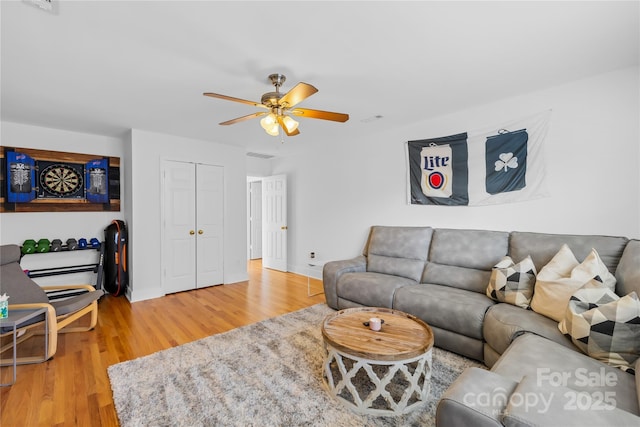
[321,307,434,416]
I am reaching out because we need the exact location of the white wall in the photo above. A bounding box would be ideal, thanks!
[272,67,640,274]
[0,123,249,300]
[3,67,637,296]
[0,122,126,286]
[246,156,272,177]
[127,129,248,302]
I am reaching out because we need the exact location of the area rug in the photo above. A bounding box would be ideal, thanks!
[108,304,484,426]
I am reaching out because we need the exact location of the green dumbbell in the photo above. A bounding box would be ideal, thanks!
[36,238,51,253]
[22,239,37,254]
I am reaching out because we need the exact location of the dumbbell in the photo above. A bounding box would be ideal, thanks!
[22,239,37,254]
[50,239,63,252]
[66,238,78,250]
[36,238,51,253]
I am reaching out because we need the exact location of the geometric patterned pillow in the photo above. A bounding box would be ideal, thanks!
[486,255,537,309]
[560,279,640,372]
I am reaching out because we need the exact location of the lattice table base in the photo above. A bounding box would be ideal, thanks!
[322,343,432,416]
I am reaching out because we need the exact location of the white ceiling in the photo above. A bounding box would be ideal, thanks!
[2,1,638,157]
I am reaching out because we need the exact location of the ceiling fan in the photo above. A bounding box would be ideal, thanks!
[203,74,349,137]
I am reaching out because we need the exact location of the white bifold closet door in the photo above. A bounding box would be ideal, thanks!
[162,160,223,294]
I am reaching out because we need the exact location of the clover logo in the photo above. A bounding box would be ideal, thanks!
[495,152,518,172]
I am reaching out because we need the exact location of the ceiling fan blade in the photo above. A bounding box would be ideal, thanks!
[290,108,349,122]
[203,92,268,109]
[219,111,267,126]
[277,116,300,136]
[278,82,318,108]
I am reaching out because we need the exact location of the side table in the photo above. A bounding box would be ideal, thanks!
[0,307,48,386]
[321,307,434,415]
[306,259,325,297]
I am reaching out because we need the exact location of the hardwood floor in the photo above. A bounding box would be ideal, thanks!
[0,260,327,426]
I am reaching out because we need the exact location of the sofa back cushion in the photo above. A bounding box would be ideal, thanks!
[422,229,509,293]
[365,226,433,282]
[616,239,640,298]
[509,231,628,275]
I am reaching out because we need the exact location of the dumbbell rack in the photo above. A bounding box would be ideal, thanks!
[20,243,105,294]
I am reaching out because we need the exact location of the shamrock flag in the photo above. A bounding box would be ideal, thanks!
[485,129,528,195]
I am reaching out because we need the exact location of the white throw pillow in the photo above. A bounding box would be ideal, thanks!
[531,244,616,322]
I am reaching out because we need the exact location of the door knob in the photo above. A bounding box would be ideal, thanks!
[198,230,203,235]
[281,226,288,230]
[189,230,195,235]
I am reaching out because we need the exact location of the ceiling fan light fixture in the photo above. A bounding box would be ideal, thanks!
[260,114,279,136]
[282,115,299,133]
[265,124,279,136]
[260,113,277,128]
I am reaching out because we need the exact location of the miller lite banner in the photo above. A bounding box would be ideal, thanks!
[408,111,550,206]
[420,144,453,198]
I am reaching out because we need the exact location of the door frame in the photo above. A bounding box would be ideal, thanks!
[248,180,262,260]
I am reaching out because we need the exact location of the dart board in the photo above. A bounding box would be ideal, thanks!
[37,162,85,199]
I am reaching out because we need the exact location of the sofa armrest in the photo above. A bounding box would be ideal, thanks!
[502,375,640,427]
[322,256,366,309]
[436,367,518,427]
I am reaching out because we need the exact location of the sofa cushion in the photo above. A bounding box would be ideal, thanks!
[421,263,492,293]
[509,231,628,274]
[492,333,639,416]
[366,226,433,281]
[336,272,417,308]
[531,245,616,322]
[560,282,640,372]
[427,228,509,271]
[368,254,426,283]
[394,283,495,340]
[483,303,575,356]
[486,255,537,308]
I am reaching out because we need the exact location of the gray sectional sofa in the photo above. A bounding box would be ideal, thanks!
[322,226,640,426]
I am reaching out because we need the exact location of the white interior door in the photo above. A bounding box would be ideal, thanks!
[162,160,197,294]
[262,174,287,271]
[196,164,224,287]
[249,181,262,259]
